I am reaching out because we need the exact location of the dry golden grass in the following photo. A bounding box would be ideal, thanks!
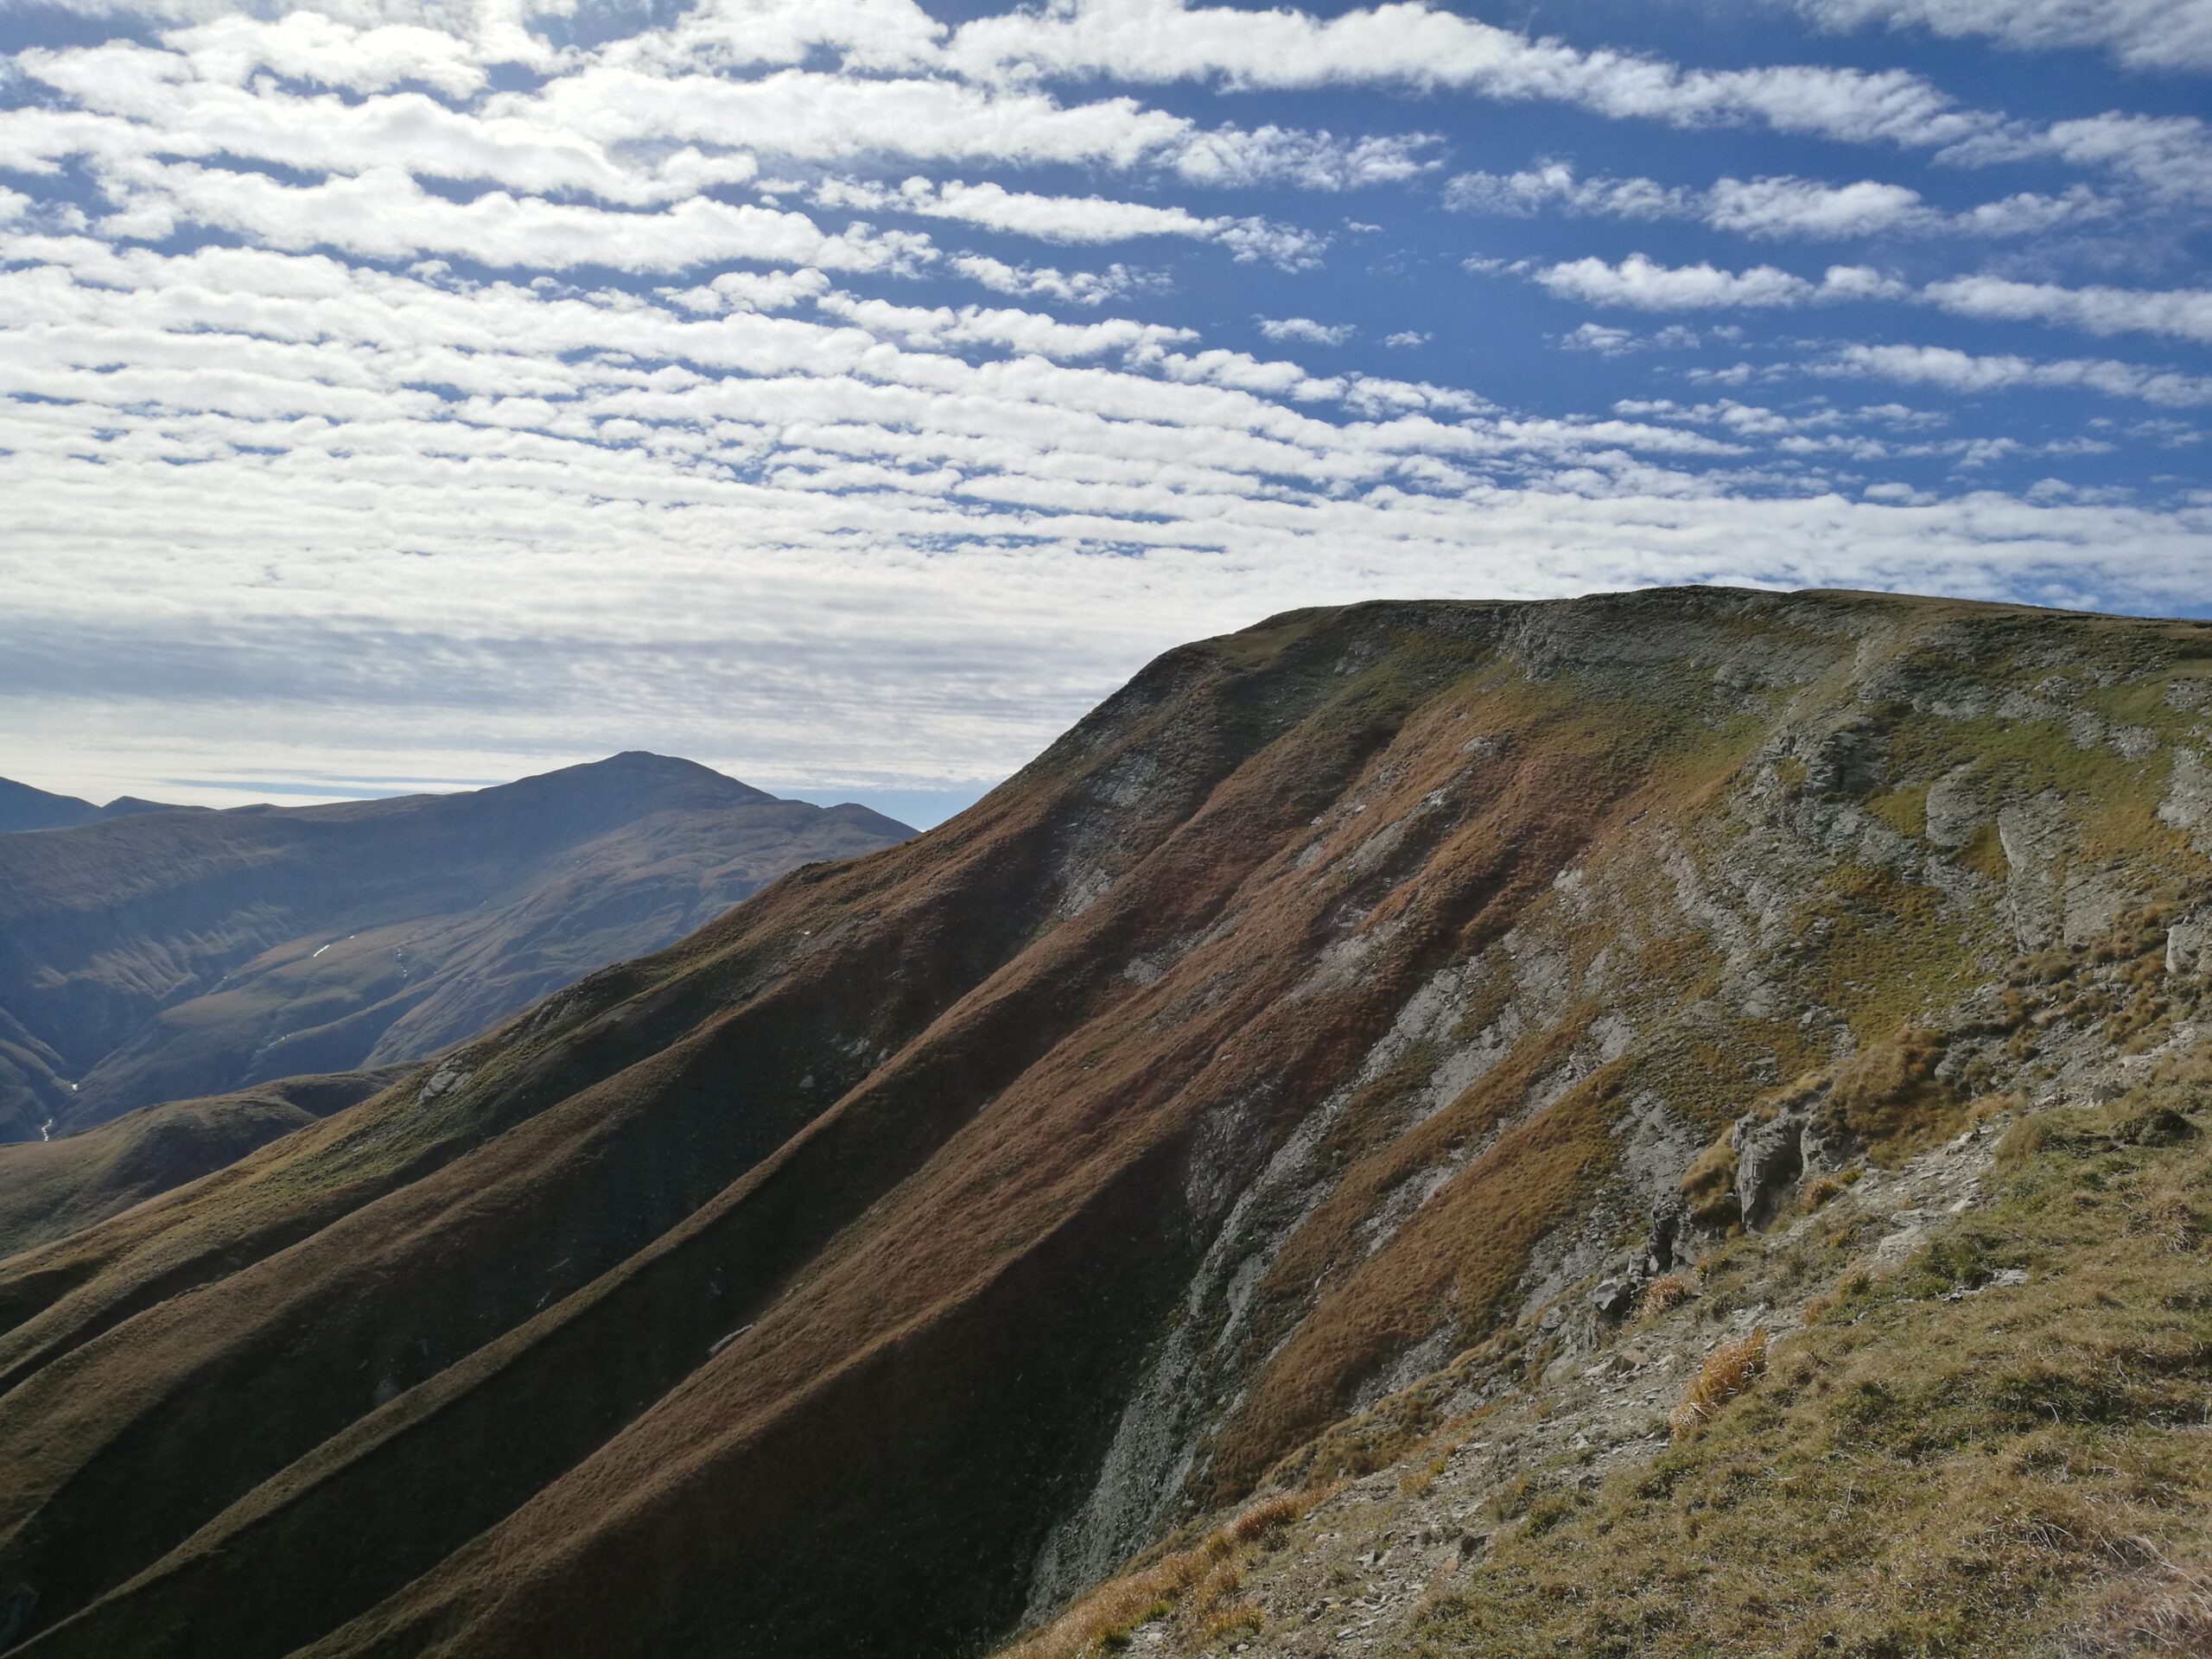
[1227,1490,1312,1544]
[1414,1075,2212,1659]
[1668,1326,1769,1438]
[1635,1270,1696,1324]
[1192,1601,1264,1643]
[1678,1136,1740,1230]
[2067,1547,2212,1656]
[1827,1027,1961,1155]
[1796,1173,1846,1213]
[998,1484,1335,1659]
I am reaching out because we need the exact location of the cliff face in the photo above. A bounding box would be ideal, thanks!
[0,588,2206,1658]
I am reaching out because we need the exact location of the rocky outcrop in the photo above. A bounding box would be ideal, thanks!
[2170,913,2212,979]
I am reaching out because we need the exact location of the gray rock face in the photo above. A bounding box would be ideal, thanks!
[1803,717,1885,798]
[2170,915,2212,979]
[1726,1087,1850,1233]
[1992,791,2124,952]
[1997,792,2069,950]
[2161,748,2212,848]
[1923,764,1984,849]
[1589,1277,1637,1319]
[1731,1111,1807,1231]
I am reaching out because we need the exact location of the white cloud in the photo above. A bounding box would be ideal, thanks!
[1925,276,2212,345]
[1382,331,1430,348]
[946,0,1992,150]
[1445,162,1686,220]
[1560,321,1637,354]
[511,65,1193,172]
[1558,321,1713,353]
[1445,160,2108,239]
[26,0,575,68]
[808,175,1322,267]
[1945,112,2212,205]
[1821,343,2212,406]
[1208,219,1330,270]
[605,0,949,77]
[2126,419,2204,448]
[814,175,1216,244]
[1792,0,2212,73]
[1950,186,2116,235]
[1257,315,1355,346]
[949,255,1153,306]
[1704,175,1925,238]
[166,11,493,96]
[11,41,760,207]
[86,159,938,275]
[816,292,1198,360]
[1530,254,1905,309]
[1169,124,1441,188]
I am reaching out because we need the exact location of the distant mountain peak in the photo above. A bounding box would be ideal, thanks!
[0,775,101,834]
[506,751,776,807]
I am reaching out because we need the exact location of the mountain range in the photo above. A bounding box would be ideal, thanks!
[0,753,912,1142]
[0,588,2207,1657]
[0,779,180,836]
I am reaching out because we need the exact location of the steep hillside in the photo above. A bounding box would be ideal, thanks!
[0,1070,405,1260]
[0,588,2207,1659]
[1001,1063,2212,1659]
[0,753,912,1139]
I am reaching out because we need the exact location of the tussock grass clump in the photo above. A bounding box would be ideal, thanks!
[1678,1135,1740,1230]
[1668,1327,1768,1438]
[1192,1601,1263,1643]
[1797,1173,1846,1213]
[1411,1070,2212,1659]
[1227,1489,1312,1544]
[1826,1026,1960,1155]
[1636,1270,1696,1323]
[1000,1484,1335,1659]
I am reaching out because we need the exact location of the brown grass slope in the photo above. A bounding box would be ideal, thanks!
[3,588,2209,1659]
[0,1068,403,1259]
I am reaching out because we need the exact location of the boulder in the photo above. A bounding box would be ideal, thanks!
[2168,914,2211,978]
[1732,1111,1806,1231]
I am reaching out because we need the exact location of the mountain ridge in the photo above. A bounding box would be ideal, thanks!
[0,752,912,1138]
[0,587,2206,1657]
[0,779,184,836]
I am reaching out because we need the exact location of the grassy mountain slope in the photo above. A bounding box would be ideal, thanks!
[0,1069,404,1260]
[0,753,911,1139]
[0,783,99,837]
[0,588,2207,1658]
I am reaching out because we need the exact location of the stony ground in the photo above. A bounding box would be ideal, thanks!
[1032,1004,2209,1659]
[1143,1116,2009,1659]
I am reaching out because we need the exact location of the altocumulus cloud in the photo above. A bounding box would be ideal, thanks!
[0,0,2207,811]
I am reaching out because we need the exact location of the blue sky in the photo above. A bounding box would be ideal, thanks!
[0,0,2206,826]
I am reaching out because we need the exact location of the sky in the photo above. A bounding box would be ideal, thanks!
[0,0,2208,827]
